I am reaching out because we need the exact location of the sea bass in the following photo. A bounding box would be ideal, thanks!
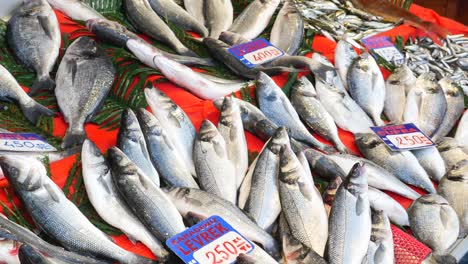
[229,0,280,39]
[270,0,303,56]
[204,0,233,38]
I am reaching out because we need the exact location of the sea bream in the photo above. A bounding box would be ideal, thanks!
[334,39,358,90]
[383,64,416,123]
[270,0,304,56]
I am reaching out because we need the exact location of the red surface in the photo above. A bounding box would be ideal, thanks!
[0,3,467,263]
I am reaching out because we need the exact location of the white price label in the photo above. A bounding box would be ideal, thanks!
[193,231,253,264]
[386,132,434,150]
[374,47,405,65]
[0,133,56,152]
[243,46,284,66]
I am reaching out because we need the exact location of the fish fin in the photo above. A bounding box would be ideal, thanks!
[297,181,314,201]
[20,101,54,125]
[66,59,78,85]
[29,76,55,95]
[162,134,174,150]
[62,129,86,149]
[355,194,366,216]
[97,174,112,195]
[167,113,182,128]
[185,211,207,226]
[44,183,60,203]
[213,140,226,158]
[37,15,53,39]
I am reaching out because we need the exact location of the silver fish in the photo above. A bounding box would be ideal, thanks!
[82,140,169,261]
[412,146,447,182]
[437,137,468,171]
[291,76,349,153]
[328,162,371,264]
[455,111,468,147]
[368,187,410,226]
[218,97,248,188]
[183,0,204,25]
[229,0,281,39]
[355,133,436,193]
[334,39,358,90]
[364,210,394,264]
[0,156,155,264]
[408,194,459,254]
[219,31,251,46]
[137,108,198,188]
[46,0,105,21]
[194,120,237,204]
[117,109,160,186]
[108,147,186,242]
[384,64,416,123]
[204,0,233,38]
[303,148,347,181]
[270,0,303,56]
[162,187,281,259]
[7,0,60,94]
[347,52,386,126]
[0,64,54,124]
[55,37,115,149]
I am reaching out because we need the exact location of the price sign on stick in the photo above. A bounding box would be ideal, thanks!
[361,36,405,65]
[228,38,284,68]
[0,133,57,152]
[371,123,435,151]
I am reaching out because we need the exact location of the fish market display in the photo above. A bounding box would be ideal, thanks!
[270,0,304,56]
[7,0,60,94]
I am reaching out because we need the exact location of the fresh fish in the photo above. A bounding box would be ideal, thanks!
[347,52,386,126]
[194,120,237,204]
[291,76,349,153]
[432,78,465,141]
[368,187,410,226]
[326,153,421,200]
[148,0,208,36]
[438,160,468,237]
[183,0,204,25]
[309,53,347,92]
[7,0,60,94]
[256,72,335,153]
[0,64,53,124]
[0,156,155,264]
[117,109,160,186]
[245,128,288,231]
[270,0,303,56]
[204,0,233,38]
[137,108,198,188]
[46,0,105,21]
[455,111,468,146]
[124,0,195,56]
[328,163,371,264]
[334,39,358,90]
[108,147,186,242]
[304,148,347,181]
[323,176,343,217]
[412,146,447,182]
[0,238,19,264]
[296,150,313,181]
[18,244,60,264]
[279,144,328,256]
[219,31,251,46]
[229,0,281,39]
[82,140,169,260]
[408,194,459,253]
[355,133,436,193]
[364,211,394,264]
[218,97,248,188]
[127,39,248,100]
[55,37,115,149]
[384,64,416,123]
[404,73,447,137]
[162,187,280,258]
[144,88,196,176]
[437,137,468,170]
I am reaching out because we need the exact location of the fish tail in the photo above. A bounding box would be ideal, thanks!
[20,101,54,125]
[30,75,55,95]
[62,129,86,149]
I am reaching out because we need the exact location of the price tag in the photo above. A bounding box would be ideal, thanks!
[371,123,435,151]
[167,215,255,264]
[361,36,405,65]
[228,38,284,68]
[0,133,57,152]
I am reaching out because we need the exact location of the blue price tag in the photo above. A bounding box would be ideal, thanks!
[371,123,435,151]
[361,36,405,65]
[228,38,284,69]
[0,133,57,152]
[167,215,255,264]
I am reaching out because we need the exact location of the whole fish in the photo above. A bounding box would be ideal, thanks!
[219,31,251,46]
[183,0,204,25]
[432,78,465,141]
[124,0,195,56]
[0,238,19,264]
[355,133,436,193]
[108,147,186,242]
[412,147,446,182]
[218,97,248,188]
[384,64,416,123]
[455,111,467,146]
[404,73,447,137]
[204,0,233,38]
[438,160,468,237]
[46,0,105,21]
[144,88,196,176]
[437,137,468,170]
[194,120,237,204]
[309,53,346,92]
[304,148,347,181]
[408,194,459,253]
[368,187,410,226]
[162,187,281,259]
[55,37,115,149]
[7,0,60,94]
[0,215,107,264]
[245,128,289,231]
[334,39,358,90]
[364,211,394,264]
[147,0,208,36]
[229,0,281,39]
[279,144,328,256]
[0,156,155,264]
[117,109,160,186]
[328,162,371,264]
[137,108,198,188]
[347,52,386,126]
[0,64,53,124]
[256,72,335,153]
[291,76,348,153]
[82,140,169,260]
[270,0,303,56]
[127,39,248,100]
